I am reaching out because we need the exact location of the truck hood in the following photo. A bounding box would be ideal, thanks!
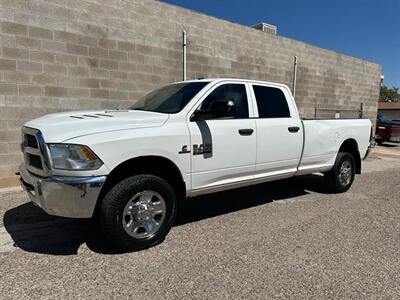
[25,110,169,143]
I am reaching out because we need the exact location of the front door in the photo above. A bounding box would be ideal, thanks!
[187,82,257,191]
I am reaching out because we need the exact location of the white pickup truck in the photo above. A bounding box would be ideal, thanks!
[19,78,374,251]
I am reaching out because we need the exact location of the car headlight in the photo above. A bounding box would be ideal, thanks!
[48,144,103,170]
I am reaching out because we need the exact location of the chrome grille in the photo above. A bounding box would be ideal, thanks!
[21,127,50,177]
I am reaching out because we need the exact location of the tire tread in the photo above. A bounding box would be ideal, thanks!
[99,174,177,251]
[325,152,356,193]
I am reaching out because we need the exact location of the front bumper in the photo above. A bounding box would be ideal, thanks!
[19,164,106,218]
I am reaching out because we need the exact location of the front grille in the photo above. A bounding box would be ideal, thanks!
[21,127,50,177]
[28,153,43,169]
[25,134,38,148]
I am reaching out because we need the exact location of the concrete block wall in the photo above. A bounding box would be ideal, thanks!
[0,0,381,187]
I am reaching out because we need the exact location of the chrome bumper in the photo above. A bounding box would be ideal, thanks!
[19,164,106,218]
[363,139,376,160]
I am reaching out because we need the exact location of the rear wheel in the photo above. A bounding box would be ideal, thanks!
[325,152,356,193]
[99,174,177,251]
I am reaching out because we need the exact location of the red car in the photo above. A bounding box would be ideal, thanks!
[375,113,400,144]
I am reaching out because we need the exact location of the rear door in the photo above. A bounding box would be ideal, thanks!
[250,84,303,178]
[187,82,257,191]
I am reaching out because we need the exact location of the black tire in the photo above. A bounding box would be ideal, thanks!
[376,139,384,145]
[99,174,177,252]
[324,152,356,193]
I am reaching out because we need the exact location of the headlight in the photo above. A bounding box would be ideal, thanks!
[48,144,103,170]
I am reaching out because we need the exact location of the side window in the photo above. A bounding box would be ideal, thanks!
[200,84,249,119]
[252,85,290,118]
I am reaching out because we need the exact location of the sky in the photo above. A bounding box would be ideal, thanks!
[162,0,400,88]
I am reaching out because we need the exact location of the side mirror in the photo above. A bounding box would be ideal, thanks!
[191,100,235,121]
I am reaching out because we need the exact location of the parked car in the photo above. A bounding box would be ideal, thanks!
[18,78,374,251]
[375,113,400,144]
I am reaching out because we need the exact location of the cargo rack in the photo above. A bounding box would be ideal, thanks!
[312,103,364,119]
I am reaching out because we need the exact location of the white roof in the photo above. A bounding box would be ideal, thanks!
[178,78,290,89]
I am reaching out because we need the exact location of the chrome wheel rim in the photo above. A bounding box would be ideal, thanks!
[338,160,352,186]
[122,191,166,239]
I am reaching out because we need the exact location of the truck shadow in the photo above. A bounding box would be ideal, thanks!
[176,174,327,226]
[3,174,331,255]
[379,142,399,148]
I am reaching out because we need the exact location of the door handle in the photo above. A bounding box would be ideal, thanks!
[288,126,300,133]
[238,129,254,136]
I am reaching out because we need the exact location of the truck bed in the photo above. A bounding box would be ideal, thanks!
[297,118,372,175]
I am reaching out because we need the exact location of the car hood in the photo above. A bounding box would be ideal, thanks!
[25,110,169,143]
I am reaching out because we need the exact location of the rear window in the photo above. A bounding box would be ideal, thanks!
[252,85,290,118]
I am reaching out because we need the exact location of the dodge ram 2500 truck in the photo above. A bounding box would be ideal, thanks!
[19,78,374,251]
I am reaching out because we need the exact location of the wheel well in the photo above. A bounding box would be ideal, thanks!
[98,156,186,204]
[339,139,361,174]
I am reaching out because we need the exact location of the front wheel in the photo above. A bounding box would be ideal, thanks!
[99,174,177,251]
[324,152,356,193]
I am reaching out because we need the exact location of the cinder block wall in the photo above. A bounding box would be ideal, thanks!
[0,0,381,187]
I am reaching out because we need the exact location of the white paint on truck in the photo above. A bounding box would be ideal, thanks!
[19,78,374,250]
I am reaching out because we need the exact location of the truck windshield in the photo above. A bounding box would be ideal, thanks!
[129,82,209,113]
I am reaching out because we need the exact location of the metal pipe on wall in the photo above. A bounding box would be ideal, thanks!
[292,56,298,98]
[182,30,187,81]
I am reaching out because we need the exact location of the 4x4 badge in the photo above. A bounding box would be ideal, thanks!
[193,143,212,155]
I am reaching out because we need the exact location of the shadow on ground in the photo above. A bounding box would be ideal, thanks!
[379,143,399,148]
[3,174,331,255]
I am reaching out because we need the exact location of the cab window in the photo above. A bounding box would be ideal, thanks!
[252,85,290,118]
[200,84,249,119]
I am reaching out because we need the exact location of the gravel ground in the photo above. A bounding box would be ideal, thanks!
[0,145,399,299]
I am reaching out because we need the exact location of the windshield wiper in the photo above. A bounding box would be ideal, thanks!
[130,108,151,111]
